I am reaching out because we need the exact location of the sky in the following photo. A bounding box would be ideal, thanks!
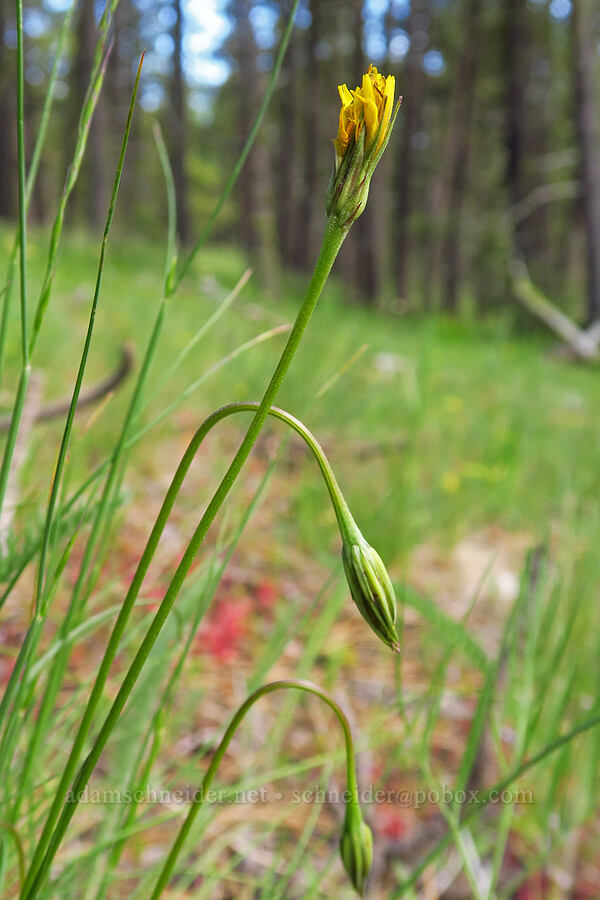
[178,0,576,91]
[184,0,230,87]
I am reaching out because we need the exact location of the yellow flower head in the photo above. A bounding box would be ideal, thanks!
[334,65,396,165]
[326,64,400,228]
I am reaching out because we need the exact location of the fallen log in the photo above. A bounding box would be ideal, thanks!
[510,257,600,363]
[0,343,135,433]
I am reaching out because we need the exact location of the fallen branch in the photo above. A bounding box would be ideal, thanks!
[0,344,135,433]
[512,180,579,225]
[510,258,600,363]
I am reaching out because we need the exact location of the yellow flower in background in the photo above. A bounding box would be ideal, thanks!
[326,64,400,228]
[334,66,396,167]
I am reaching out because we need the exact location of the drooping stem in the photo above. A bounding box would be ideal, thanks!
[207,402,358,539]
[23,218,348,899]
[150,679,359,899]
[22,397,355,893]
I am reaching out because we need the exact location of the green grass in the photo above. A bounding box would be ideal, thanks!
[2,224,600,897]
[5,224,599,578]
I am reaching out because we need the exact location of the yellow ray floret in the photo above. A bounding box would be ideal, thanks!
[334,64,396,162]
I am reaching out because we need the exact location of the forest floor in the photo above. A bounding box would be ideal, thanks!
[2,227,600,898]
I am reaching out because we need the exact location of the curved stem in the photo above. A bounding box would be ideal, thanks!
[150,679,358,899]
[23,218,347,900]
[210,402,358,539]
[22,399,352,893]
[0,822,25,889]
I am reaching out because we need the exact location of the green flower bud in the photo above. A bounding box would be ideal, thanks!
[342,535,400,653]
[340,805,374,896]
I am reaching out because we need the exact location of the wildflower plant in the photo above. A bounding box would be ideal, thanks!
[2,3,600,897]
[1,0,400,888]
[20,67,400,892]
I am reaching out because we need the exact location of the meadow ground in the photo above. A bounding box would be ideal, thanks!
[2,226,600,897]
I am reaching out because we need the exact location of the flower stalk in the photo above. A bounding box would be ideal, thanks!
[22,214,348,900]
[22,64,400,898]
[149,679,370,899]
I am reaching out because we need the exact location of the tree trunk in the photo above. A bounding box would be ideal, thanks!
[440,0,482,311]
[170,0,190,244]
[276,24,297,267]
[524,5,552,282]
[294,0,319,271]
[349,0,380,304]
[72,0,105,227]
[571,0,600,324]
[232,0,259,257]
[393,0,426,302]
[503,0,528,252]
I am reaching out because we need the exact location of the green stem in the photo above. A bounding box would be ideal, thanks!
[0,0,74,388]
[150,679,358,899]
[0,323,284,617]
[22,218,347,899]
[91,435,294,900]
[0,0,117,523]
[207,402,356,536]
[0,366,30,528]
[58,0,300,615]
[152,123,177,288]
[16,0,300,784]
[15,0,28,365]
[0,0,31,584]
[5,0,297,653]
[0,822,25,890]
[16,304,168,888]
[38,55,142,615]
[9,55,144,826]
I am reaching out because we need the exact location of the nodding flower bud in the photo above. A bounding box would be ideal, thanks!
[340,805,374,896]
[211,404,400,654]
[342,535,401,653]
[326,64,401,229]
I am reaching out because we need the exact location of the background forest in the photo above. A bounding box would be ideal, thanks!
[1,0,599,321]
[1,0,600,898]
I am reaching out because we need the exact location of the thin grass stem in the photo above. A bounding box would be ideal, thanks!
[0,0,76,387]
[390,708,600,897]
[0,0,118,522]
[15,0,28,365]
[8,56,144,825]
